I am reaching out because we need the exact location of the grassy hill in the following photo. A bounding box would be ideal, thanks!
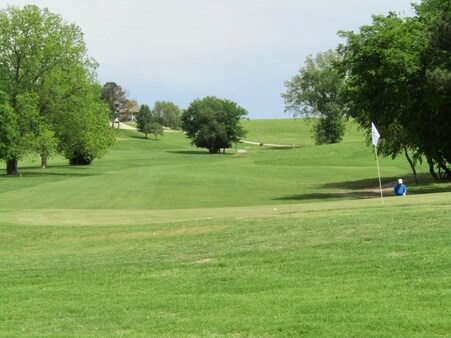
[240,117,364,145]
[0,119,450,336]
[0,119,443,216]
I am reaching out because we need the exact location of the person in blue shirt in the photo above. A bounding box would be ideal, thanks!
[394,178,406,196]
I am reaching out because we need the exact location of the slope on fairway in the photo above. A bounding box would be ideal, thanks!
[0,121,421,213]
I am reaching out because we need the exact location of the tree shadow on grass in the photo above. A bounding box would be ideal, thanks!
[129,135,160,141]
[168,150,233,156]
[275,174,451,202]
[0,165,98,178]
[274,177,396,202]
[322,177,400,190]
[274,191,381,202]
[13,171,97,178]
[323,175,451,194]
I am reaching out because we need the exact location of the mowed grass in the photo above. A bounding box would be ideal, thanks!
[0,119,442,216]
[0,119,450,337]
[1,200,449,337]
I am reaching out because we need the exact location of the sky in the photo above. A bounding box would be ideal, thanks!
[2,0,416,119]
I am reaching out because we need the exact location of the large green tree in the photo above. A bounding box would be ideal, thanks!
[339,14,427,181]
[181,97,247,154]
[0,5,113,174]
[416,0,451,179]
[52,82,115,165]
[339,0,450,180]
[282,49,346,145]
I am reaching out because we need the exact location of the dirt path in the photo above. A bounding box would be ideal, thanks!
[118,122,136,130]
[240,140,296,148]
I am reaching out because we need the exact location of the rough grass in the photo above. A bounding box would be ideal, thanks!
[1,201,449,337]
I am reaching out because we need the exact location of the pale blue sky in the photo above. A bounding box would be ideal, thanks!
[2,0,416,118]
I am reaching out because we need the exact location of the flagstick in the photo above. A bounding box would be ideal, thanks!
[374,146,384,205]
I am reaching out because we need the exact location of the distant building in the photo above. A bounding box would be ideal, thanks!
[122,100,140,122]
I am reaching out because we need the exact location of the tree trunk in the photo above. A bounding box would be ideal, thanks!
[41,155,48,169]
[427,157,439,181]
[403,146,418,183]
[6,158,18,175]
[437,161,451,180]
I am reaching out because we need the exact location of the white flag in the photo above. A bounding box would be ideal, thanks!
[371,122,380,147]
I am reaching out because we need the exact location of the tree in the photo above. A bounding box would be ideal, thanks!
[0,91,19,167]
[339,13,427,181]
[54,83,115,165]
[338,0,450,180]
[147,122,164,140]
[14,93,51,169]
[101,82,128,128]
[37,54,114,167]
[0,5,112,174]
[282,50,346,145]
[152,101,181,129]
[417,0,451,179]
[181,97,247,153]
[136,104,154,138]
[34,125,57,169]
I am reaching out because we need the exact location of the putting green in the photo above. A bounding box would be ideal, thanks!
[1,192,449,226]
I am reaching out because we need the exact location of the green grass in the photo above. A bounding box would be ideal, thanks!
[1,200,449,337]
[241,118,365,145]
[0,119,450,337]
[0,120,441,215]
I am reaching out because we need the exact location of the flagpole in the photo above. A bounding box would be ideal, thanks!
[374,146,384,205]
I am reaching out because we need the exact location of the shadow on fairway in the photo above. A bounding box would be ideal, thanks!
[13,172,97,178]
[129,135,161,141]
[274,191,381,201]
[275,177,397,201]
[168,150,233,156]
[405,180,451,194]
[276,174,451,201]
[262,146,301,150]
[323,175,451,194]
[0,165,98,178]
[322,177,400,190]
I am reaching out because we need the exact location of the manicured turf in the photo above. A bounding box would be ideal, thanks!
[0,120,437,215]
[0,119,450,337]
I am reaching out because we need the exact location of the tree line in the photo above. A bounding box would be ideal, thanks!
[0,5,248,176]
[101,81,247,151]
[282,0,450,181]
[4,2,446,179]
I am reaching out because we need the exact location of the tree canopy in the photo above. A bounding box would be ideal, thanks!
[147,122,164,140]
[101,82,128,127]
[181,97,247,153]
[136,104,154,139]
[338,0,450,180]
[152,101,181,130]
[0,91,18,164]
[282,50,346,145]
[0,5,114,174]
